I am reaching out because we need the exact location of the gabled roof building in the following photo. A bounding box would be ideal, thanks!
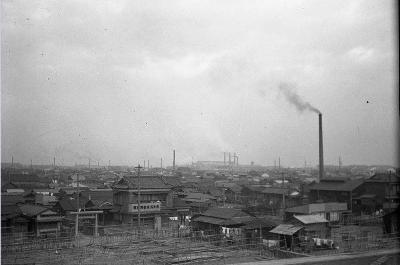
[308,177,364,210]
[112,175,189,226]
[284,202,349,223]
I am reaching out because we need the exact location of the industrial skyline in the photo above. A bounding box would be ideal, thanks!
[1,0,398,167]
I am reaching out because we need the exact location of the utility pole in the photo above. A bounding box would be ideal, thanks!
[160,157,163,169]
[173,150,176,171]
[388,171,392,213]
[135,164,143,238]
[9,156,14,183]
[281,169,285,217]
[75,173,80,237]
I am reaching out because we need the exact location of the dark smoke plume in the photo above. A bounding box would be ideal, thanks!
[278,83,320,114]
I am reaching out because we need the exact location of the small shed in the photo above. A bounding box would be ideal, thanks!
[289,215,329,238]
[269,224,304,250]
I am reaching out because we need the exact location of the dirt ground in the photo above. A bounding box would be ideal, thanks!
[2,224,397,265]
[1,234,275,265]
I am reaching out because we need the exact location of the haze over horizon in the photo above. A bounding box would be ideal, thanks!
[1,0,398,168]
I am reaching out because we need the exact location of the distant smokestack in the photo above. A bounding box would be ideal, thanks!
[173,150,176,170]
[224,152,226,165]
[229,153,231,165]
[319,113,324,182]
[236,155,239,166]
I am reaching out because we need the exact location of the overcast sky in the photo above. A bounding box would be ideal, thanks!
[1,0,398,167]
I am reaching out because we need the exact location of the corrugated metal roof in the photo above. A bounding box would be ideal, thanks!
[293,215,328,224]
[269,224,303,235]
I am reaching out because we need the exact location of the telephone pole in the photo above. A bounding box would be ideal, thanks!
[75,173,80,237]
[282,171,285,211]
[134,164,143,238]
[173,150,176,171]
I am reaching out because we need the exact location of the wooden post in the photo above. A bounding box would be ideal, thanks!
[75,214,79,237]
[259,223,262,256]
[95,213,98,236]
[36,219,40,237]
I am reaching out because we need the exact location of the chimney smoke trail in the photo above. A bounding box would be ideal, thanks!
[279,83,320,114]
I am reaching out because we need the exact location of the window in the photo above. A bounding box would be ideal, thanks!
[330,212,339,221]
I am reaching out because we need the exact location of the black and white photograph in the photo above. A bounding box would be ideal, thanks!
[1,0,399,264]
